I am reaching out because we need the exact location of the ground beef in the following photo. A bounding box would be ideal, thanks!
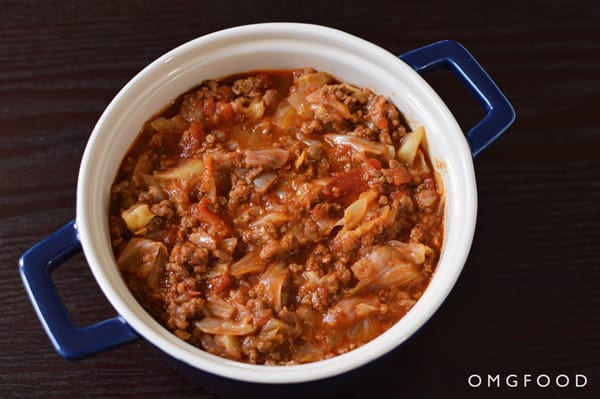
[151,199,175,219]
[232,74,269,97]
[170,242,209,268]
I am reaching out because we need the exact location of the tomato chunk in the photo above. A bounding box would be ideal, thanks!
[323,169,368,204]
[180,122,205,158]
[191,200,231,237]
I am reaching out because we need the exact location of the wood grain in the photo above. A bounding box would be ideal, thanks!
[2,1,598,398]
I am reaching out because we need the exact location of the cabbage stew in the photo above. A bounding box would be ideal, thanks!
[109,69,444,364]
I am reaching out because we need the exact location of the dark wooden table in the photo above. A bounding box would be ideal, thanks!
[2,1,598,398]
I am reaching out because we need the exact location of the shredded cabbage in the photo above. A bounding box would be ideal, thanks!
[397,126,425,165]
[121,203,155,234]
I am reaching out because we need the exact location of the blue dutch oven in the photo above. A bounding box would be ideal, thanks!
[20,23,514,398]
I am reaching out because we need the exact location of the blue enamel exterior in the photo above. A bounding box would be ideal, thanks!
[18,220,138,359]
[399,40,516,158]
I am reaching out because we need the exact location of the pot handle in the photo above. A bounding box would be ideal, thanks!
[399,40,515,158]
[19,220,138,359]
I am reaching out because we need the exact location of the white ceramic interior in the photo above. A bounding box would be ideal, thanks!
[76,23,477,384]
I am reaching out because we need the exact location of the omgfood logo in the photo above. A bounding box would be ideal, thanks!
[468,374,588,389]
